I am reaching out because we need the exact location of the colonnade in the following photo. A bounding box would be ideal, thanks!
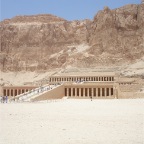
[49,76,114,82]
[65,87,114,97]
[3,88,35,97]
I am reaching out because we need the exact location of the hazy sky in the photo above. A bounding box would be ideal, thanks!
[0,0,141,21]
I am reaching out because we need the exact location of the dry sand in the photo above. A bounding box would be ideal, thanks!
[0,99,144,144]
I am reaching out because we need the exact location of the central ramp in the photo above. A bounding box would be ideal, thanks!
[31,85,64,102]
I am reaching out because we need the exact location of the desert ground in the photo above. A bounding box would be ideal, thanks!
[0,99,144,144]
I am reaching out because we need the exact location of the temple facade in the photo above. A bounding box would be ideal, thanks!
[1,72,144,100]
[2,86,37,97]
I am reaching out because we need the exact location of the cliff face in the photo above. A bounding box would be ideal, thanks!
[87,4,144,65]
[0,14,91,71]
[0,4,144,72]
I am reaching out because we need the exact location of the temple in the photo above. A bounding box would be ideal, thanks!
[1,72,144,101]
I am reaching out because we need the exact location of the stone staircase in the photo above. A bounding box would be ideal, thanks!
[9,83,63,102]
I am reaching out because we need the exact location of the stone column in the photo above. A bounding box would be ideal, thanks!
[78,88,81,97]
[71,88,73,97]
[17,89,19,95]
[83,77,85,81]
[7,89,9,96]
[8,89,10,96]
[14,89,17,96]
[12,89,14,97]
[100,88,102,97]
[83,88,85,97]
[20,89,22,94]
[74,77,76,82]
[75,88,77,97]
[87,88,89,97]
[91,88,94,97]
[105,88,107,97]
[72,88,75,96]
[13,89,15,96]
[96,88,98,97]
[109,88,111,96]
[87,77,89,81]
[66,88,69,96]
[5,89,7,96]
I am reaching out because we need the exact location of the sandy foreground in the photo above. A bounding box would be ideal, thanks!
[0,99,144,144]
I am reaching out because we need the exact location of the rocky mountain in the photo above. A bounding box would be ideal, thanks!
[87,4,144,66]
[0,14,91,71]
[0,4,144,74]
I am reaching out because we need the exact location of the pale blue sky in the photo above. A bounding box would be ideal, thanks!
[0,0,141,21]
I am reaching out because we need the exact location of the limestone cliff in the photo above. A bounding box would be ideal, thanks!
[0,4,144,72]
[87,4,144,65]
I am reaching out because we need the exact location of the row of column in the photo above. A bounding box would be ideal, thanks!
[50,76,114,82]
[65,87,114,97]
[3,89,31,96]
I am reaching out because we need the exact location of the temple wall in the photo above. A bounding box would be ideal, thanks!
[119,84,142,92]
[135,93,144,98]
[118,92,144,99]
[32,85,64,101]
[118,83,144,98]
